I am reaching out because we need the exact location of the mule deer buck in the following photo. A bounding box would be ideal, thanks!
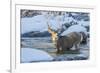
[47,24,83,53]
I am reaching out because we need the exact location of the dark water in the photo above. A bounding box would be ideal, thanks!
[21,37,89,61]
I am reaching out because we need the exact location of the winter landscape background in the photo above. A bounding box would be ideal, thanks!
[20,10,90,63]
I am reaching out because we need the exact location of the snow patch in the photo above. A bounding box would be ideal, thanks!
[21,15,48,34]
[78,20,89,26]
[21,48,53,63]
[61,25,87,36]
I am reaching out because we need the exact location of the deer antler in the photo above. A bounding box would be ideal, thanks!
[56,18,63,34]
[47,22,53,34]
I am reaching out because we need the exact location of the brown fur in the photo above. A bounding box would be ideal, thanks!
[56,32,82,53]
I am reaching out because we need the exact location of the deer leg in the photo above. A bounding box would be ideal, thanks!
[71,45,76,50]
[75,43,80,50]
[57,49,60,53]
[57,47,62,53]
[56,43,61,53]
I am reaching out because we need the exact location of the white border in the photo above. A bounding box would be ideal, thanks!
[11,2,96,73]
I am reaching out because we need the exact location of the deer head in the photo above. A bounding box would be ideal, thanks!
[47,18,63,46]
[47,24,58,45]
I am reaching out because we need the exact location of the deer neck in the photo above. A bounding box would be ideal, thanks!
[51,33,58,45]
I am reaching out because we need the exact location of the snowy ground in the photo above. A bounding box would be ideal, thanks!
[21,48,54,63]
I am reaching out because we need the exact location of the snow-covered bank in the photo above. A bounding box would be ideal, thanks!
[21,48,54,63]
[21,15,48,34]
[21,14,89,35]
[61,25,87,36]
[21,15,66,34]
